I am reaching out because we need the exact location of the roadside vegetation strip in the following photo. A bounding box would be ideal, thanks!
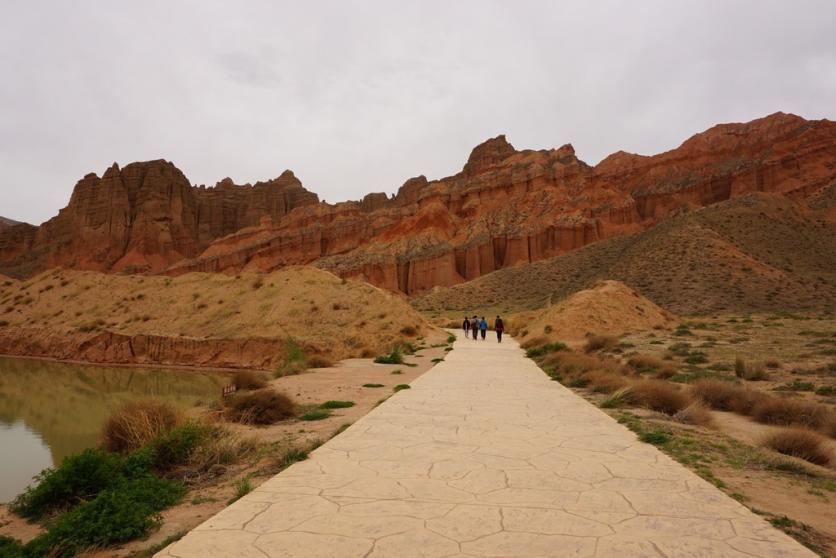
[522,332,836,554]
[0,396,317,558]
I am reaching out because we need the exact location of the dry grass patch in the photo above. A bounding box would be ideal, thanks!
[232,370,267,391]
[627,354,677,377]
[690,379,766,414]
[763,428,832,465]
[631,380,691,415]
[306,355,334,369]
[584,334,618,353]
[673,404,714,427]
[102,400,182,453]
[751,398,832,430]
[585,371,628,394]
[225,389,296,425]
[735,357,768,381]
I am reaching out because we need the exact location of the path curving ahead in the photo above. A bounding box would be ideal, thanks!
[159,334,814,558]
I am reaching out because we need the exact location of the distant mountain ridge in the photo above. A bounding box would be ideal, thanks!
[1,112,834,293]
[412,189,836,315]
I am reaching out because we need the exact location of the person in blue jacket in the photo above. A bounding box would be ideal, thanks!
[479,316,488,340]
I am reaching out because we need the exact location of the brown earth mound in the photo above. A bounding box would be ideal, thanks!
[0,266,436,369]
[413,190,836,316]
[511,280,676,348]
[1,113,834,296]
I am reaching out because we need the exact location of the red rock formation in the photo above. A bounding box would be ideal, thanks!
[0,162,318,276]
[2,112,834,293]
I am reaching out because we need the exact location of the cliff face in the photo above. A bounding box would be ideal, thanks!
[1,112,834,292]
[0,162,319,276]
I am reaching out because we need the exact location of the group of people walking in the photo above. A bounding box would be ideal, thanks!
[462,315,504,342]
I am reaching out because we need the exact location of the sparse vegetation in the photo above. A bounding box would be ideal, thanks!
[299,409,331,421]
[631,380,690,415]
[584,334,618,353]
[763,428,832,465]
[374,346,404,365]
[232,370,268,391]
[363,383,385,388]
[225,389,296,425]
[319,400,355,409]
[393,384,411,392]
[102,400,181,453]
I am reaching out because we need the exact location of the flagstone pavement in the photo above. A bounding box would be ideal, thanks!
[158,333,815,557]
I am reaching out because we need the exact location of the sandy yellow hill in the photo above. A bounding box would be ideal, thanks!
[511,280,677,349]
[0,266,437,369]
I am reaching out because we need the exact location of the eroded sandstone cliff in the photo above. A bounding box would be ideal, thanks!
[1,112,834,293]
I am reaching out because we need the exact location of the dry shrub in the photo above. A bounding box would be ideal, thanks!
[584,334,618,353]
[627,354,677,377]
[189,429,259,472]
[399,325,418,336]
[751,398,832,429]
[225,389,296,425]
[585,371,628,394]
[690,379,766,414]
[521,336,548,350]
[102,400,181,453]
[763,428,832,465]
[631,380,691,415]
[232,370,267,391]
[673,404,714,427]
[628,354,665,371]
[307,355,334,369]
[543,351,622,377]
[735,357,768,381]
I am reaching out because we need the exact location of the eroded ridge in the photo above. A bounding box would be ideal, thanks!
[158,335,815,558]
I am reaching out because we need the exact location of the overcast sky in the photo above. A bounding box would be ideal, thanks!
[1,1,834,225]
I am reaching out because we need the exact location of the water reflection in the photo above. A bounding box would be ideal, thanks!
[0,357,229,502]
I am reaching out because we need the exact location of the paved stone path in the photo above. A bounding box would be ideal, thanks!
[160,334,815,557]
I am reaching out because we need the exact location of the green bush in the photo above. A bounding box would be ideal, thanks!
[393,384,411,392]
[374,347,404,365]
[11,448,122,520]
[7,421,202,557]
[363,383,384,388]
[319,400,355,409]
[26,476,184,558]
[525,342,569,359]
[149,424,210,472]
[300,409,331,421]
[446,334,456,344]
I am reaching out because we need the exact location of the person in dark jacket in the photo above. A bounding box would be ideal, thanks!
[495,315,504,343]
[462,316,470,339]
[471,315,479,341]
[479,316,488,340]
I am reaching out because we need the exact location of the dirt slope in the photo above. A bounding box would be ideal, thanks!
[511,280,677,348]
[0,266,436,368]
[413,191,836,316]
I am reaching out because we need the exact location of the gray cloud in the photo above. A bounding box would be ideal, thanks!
[1,0,834,223]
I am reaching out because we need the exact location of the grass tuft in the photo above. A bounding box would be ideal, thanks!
[225,389,296,425]
[763,428,832,465]
[102,400,181,454]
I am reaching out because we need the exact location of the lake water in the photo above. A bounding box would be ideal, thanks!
[0,357,230,503]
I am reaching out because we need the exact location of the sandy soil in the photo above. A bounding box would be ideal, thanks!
[510,280,677,349]
[0,266,439,364]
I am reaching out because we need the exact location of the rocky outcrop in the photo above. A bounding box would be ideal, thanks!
[2,113,834,293]
[0,162,319,277]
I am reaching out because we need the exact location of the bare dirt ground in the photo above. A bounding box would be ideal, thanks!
[0,332,450,557]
